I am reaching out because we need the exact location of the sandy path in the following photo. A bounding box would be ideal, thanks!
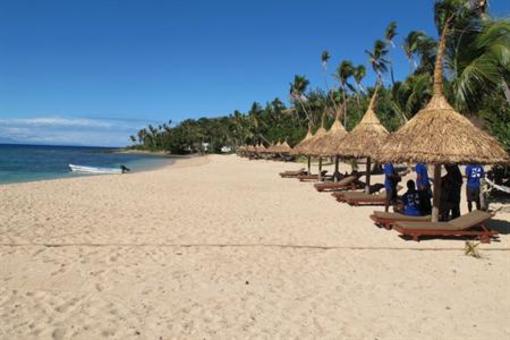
[1,155,509,339]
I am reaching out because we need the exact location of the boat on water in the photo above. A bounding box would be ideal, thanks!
[68,164,129,174]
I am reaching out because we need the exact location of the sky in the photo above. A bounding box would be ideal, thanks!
[0,0,509,146]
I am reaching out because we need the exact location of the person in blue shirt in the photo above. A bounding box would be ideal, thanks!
[465,164,484,211]
[415,163,432,215]
[401,180,422,216]
[384,162,400,212]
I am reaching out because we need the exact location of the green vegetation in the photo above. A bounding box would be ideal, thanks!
[131,0,510,155]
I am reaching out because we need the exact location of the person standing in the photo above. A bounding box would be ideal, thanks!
[465,163,485,211]
[415,162,432,215]
[445,164,463,220]
[384,162,400,212]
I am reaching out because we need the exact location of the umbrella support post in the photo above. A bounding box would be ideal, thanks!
[307,156,311,175]
[432,164,442,222]
[365,157,371,194]
[334,156,340,182]
[318,158,323,181]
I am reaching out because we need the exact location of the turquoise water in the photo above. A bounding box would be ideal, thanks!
[0,144,172,185]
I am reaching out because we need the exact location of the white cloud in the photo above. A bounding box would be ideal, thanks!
[0,116,153,146]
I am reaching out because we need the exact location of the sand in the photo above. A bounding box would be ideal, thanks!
[0,155,509,339]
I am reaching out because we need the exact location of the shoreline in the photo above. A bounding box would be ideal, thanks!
[0,154,211,188]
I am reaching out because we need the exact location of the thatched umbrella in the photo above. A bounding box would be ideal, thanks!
[377,23,509,222]
[302,120,327,180]
[265,142,276,154]
[336,87,389,192]
[255,143,267,155]
[279,140,292,154]
[290,127,315,173]
[307,109,348,180]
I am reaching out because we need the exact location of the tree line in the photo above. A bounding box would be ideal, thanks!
[130,0,510,154]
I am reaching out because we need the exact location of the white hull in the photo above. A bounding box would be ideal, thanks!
[69,164,122,174]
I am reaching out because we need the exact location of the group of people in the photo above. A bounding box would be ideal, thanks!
[384,162,485,220]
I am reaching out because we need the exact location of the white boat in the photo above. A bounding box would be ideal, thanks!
[69,164,123,174]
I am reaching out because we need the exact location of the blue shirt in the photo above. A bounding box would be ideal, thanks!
[384,163,395,190]
[402,191,422,216]
[415,163,430,189]
[465,164,484,188]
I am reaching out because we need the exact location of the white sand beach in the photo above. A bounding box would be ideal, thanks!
[1,155,509,339]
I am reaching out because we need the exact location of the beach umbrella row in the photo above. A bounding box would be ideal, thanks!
[245,23,508,226]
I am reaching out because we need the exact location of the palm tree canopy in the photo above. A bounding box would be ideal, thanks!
[354,65,367,85]
[385,21,398,43]
[336,60,355,86]
[321,50,331,67]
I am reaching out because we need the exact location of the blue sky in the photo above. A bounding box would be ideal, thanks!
[0,0,509,146]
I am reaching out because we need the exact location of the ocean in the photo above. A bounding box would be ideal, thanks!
[0,144,172,185]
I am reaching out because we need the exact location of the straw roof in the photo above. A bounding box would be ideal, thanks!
[376,24,509,165]
[278,141,292,154]
[307,109,348,156]
[265,142,277,153]
[336,88,389,158]
[255,143,267,153]
[301,125,327,156]
[290,127,314,155]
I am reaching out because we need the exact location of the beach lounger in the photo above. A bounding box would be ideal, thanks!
[314,175,362,192]
[343,192,388,206]
[369,211,431,230]
[393,210,498,243]
[297,170,328,182]
[332,190,368,202]
[279,168,307,178]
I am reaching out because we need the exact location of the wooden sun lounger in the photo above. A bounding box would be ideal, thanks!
[314,176,362,192]
[297,170,328,182]
[369,211,431,230]
[393,210,498,243]
[333,184,402,202]
[332,190,368,202]
[344,192,388,206]
[279,168,307,178]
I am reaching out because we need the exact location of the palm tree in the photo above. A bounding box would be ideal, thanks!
[335,60,354,126]
[321,50,338,111]
[129,135,136,144]
[391,73,433,122]
[433,0,510,110]
[384,21,398,85]
[365,40,390,85]
[290,75,312,123]
[353,64,367,107]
